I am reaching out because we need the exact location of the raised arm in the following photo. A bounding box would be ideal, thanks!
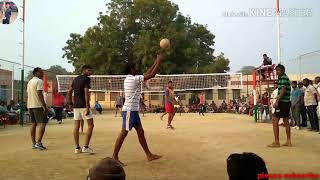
[144,54,164,81]
[145,60,157,75]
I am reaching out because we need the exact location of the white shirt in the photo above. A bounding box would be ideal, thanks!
[317,83,320,101]
[27,77,44,109]
[304,85,317,106]
[122,75,144,111]
[271,88,278,113]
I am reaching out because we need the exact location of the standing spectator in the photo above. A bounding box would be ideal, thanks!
[198,92,205,116]
[115,94,123,117]
[303,78,319,132]
[27,67,48,150]
[298,81,307,127]
[260,93,270,120]
[249,93,254,116]
[140,93,146,117]
[267,64,292,148]
[53,90,65,124]
[290,81,301,129]
[94,101,102,114]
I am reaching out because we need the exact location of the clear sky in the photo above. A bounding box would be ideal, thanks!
[0,0,319,74]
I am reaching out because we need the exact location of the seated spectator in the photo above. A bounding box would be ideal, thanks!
[257,54,273,79]
[95,101,103,114]
[87,157,125,180]
[5,100,19,124]
[239,103,249,114]
[0,101,8,116]
[47,106,56,121]
[7,100,18,112]
[64,105,74,117]
[210,100,218,112]
[227,100,234,113]
[227,152,268,180]
[220,100,227,112]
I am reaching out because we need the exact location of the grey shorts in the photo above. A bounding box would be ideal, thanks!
[29,108,47,124]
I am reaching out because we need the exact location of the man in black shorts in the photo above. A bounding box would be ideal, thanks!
[67,65,95,154]
[268,64,292,148]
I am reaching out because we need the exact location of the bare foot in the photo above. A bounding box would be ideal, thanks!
[267,142,280,148]
[147,154,162,162]
[282,142,292,147]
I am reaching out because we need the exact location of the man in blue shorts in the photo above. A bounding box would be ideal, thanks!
[112,53,165,165]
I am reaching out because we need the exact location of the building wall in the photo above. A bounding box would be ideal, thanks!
[0,69,13,104]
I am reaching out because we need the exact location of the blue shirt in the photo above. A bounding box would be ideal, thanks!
[94,103,102,109]
[291,87,301,104]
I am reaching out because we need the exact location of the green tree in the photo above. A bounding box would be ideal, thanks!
[237,66,256,75]
[63,0,230,74]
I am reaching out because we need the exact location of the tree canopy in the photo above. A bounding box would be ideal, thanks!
[63,0,230,74]
[237,66,256,75]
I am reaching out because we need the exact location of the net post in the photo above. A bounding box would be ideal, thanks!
[19,69,24,126]
[252,70,257,122]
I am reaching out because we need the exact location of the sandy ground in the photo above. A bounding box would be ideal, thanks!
[0,112,320,180]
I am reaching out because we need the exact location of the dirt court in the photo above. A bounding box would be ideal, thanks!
[0,113,319,180]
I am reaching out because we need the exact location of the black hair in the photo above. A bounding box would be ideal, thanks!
[292,81,297,84]
[124,63,136,75]
[303,78,309,82]
[33,67,42,76]
[263,54,267,57]
[168,80,173,83]
[274,81,278,85]
[81,65,92,72]
[227,152,268,180]
[275,64,285,71]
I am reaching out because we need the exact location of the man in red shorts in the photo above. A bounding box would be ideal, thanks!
[165,81,175,129]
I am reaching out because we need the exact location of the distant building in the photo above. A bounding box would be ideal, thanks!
[0,68,27,105]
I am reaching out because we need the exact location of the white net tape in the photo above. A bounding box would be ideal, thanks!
[56,73,243,92]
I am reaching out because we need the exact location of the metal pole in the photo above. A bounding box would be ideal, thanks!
[19,0,25,126]
[246,74,249,96]
[276,0,281,64]
[11,64,14,100]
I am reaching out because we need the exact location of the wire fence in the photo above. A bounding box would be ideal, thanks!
[0,58,60,106]
[284,50,320,81]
